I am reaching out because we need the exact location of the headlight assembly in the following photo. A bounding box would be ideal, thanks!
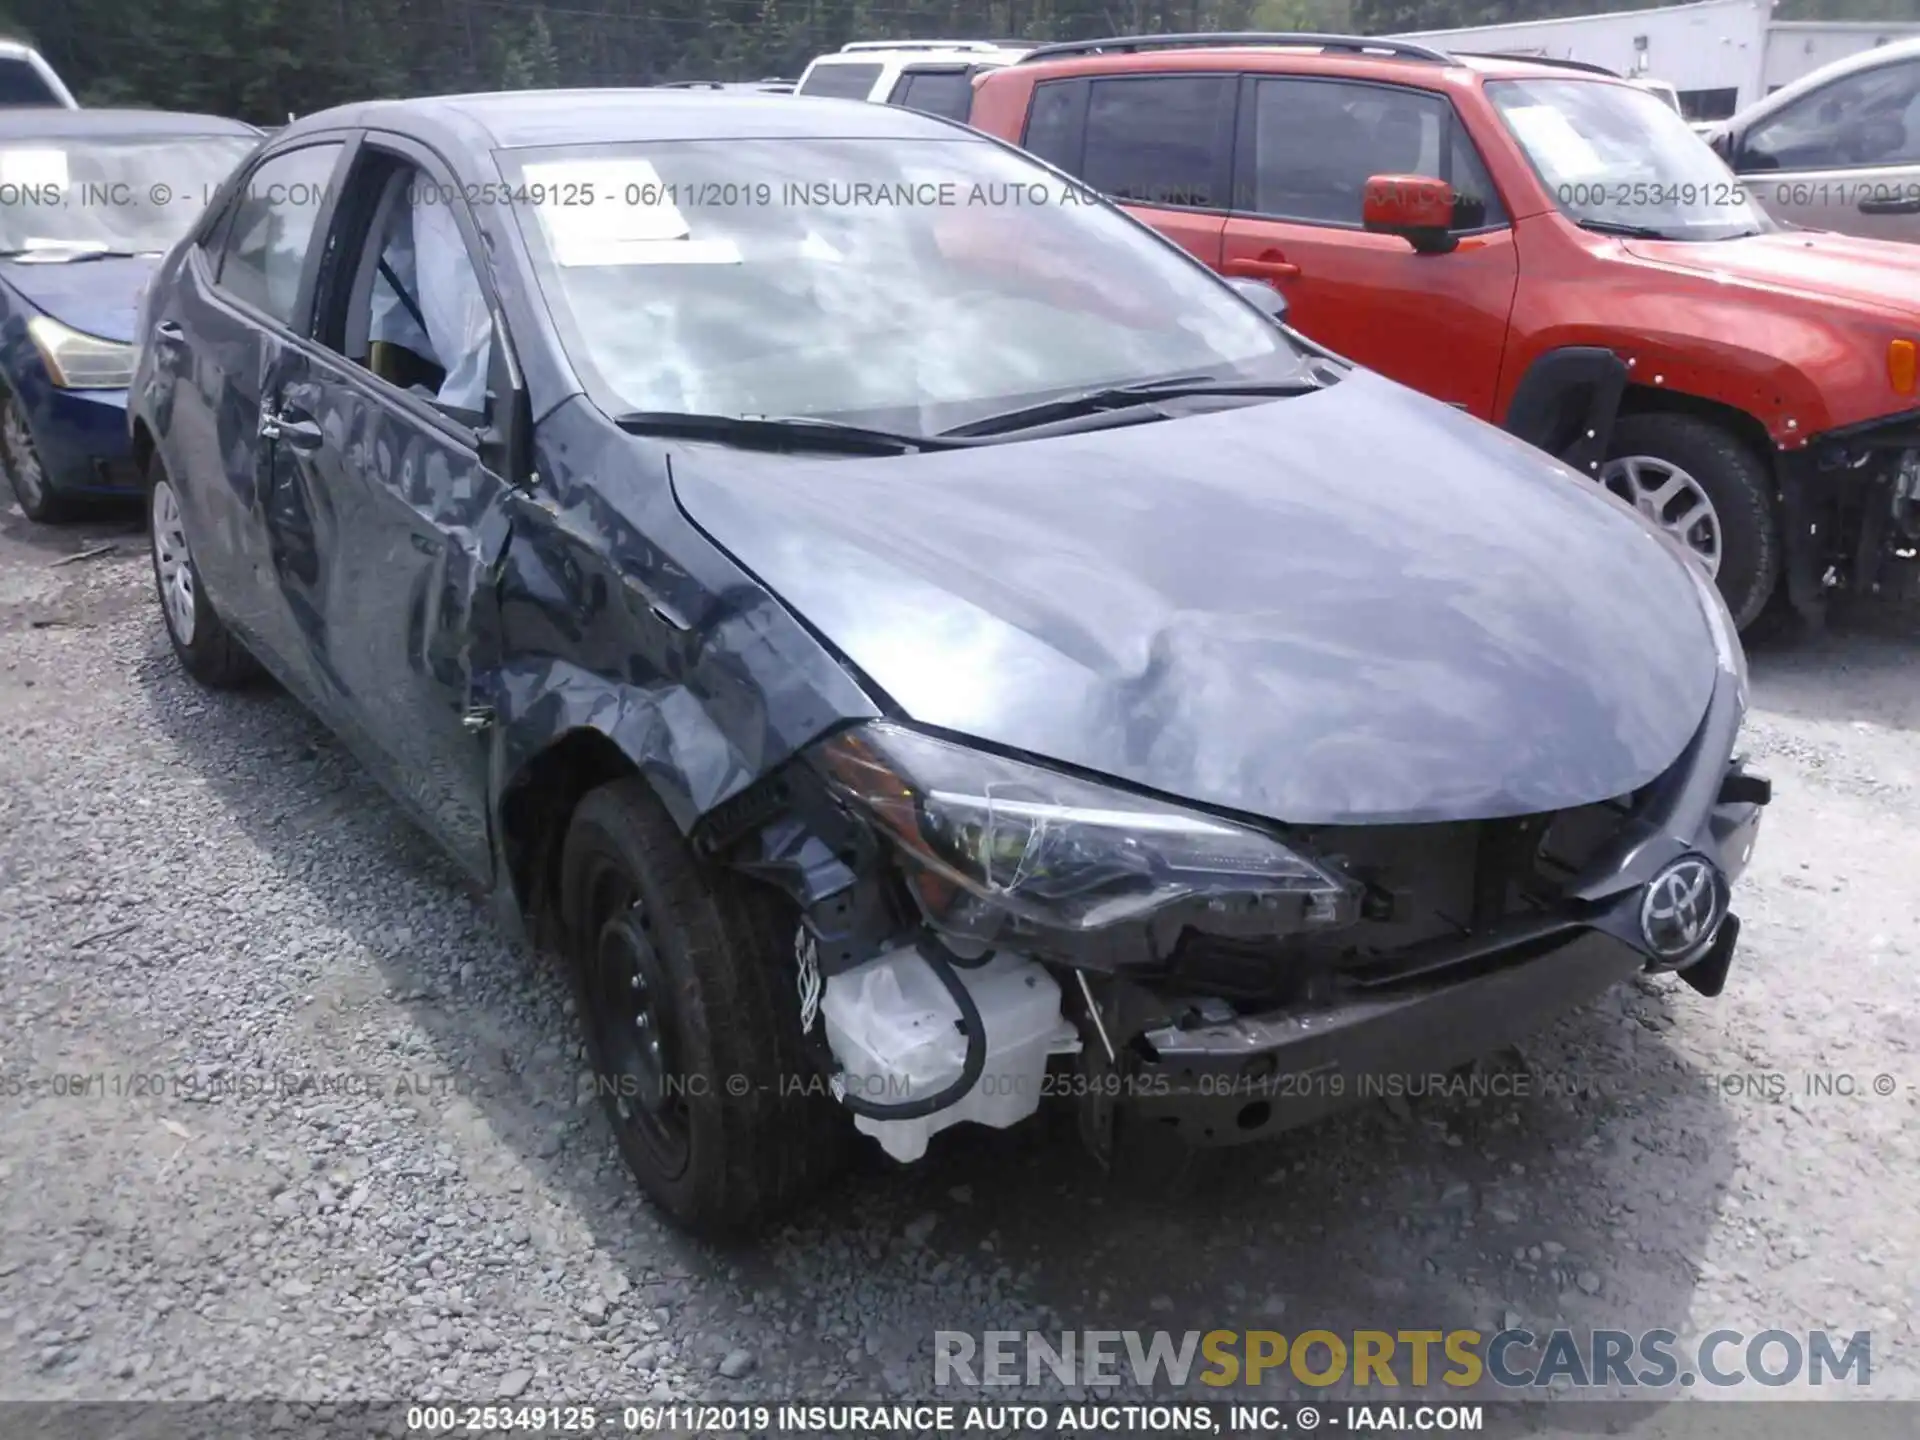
[809,721,1357,955]
[27,315,135,389]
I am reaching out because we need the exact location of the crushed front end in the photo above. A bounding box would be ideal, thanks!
[694,646,1767,1166]
[1780,406,1920,618]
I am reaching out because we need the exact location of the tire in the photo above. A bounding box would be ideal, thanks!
[559,778,849,1235]
[0,391,72,523]
[148,467,260,689]
[1602,412,1780,632]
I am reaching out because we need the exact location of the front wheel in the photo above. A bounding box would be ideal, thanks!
[0,392,70,523]
[559,778,849,1235]
[1600,413,1780,631]
[149,470,259,688]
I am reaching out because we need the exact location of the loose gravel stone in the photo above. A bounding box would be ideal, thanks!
[1,513,1917,1406]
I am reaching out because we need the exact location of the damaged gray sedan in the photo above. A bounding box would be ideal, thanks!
[130,89,1770,1235]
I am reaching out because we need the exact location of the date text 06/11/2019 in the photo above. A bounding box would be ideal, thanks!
[402,1402,1489,1433]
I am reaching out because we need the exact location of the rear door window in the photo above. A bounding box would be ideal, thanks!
[216,143,345,327]
[890,67,975,120]
[1080,75,1234,210]
[1237,77,1506,229]
[798,63,883,100]
[1021,81,1084,170]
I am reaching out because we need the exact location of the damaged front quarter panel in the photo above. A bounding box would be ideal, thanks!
[484,396,881,945]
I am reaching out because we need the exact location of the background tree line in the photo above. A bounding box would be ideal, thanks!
[1,0,1914,126]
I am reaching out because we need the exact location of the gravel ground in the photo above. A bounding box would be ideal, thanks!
[2,495,1917,1423]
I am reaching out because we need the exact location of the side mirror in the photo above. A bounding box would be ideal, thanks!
[1362,174,1459,255]
[1226,275,1289,324]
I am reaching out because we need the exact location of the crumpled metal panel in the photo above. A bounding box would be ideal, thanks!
[668,371,1720,828]
[260,350,517,883]
[489,395,880,834]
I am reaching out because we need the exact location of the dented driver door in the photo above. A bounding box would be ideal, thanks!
[262,354,511,886]
[255,139,514,885]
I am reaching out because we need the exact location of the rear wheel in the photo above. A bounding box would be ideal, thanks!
[1600,413,1780,631]
[559,778,849,1235]
[0,392,70,523]
[150,471,259,688]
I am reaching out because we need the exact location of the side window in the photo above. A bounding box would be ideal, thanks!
[1082,76,1231,209]
[330,161,493,419]
[217,143,344,326]
[0,57,62,106]
[891,68,974,121]
[1022,81,1082,170]
[1741,61,1920,170]
[1238,78,1506,229]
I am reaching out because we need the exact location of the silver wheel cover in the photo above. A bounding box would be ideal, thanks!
[151,480,198,646]
[1599,454,1724,579]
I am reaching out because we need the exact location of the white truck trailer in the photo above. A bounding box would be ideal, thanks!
[1394,0,1920,121]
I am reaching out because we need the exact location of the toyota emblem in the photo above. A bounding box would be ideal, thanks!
[1640,856,1724,959]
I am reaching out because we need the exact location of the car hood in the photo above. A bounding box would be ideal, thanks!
[668,372,1718,827]
[1622,229,1920,319]
[0,255,155,342]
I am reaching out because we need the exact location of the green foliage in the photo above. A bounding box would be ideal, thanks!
[13,0,1919,123]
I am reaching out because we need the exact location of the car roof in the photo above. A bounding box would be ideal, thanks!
[806,43,1028,68]
[279,88,969,150]
[1002,37,1626,88]
[0,107,259,137]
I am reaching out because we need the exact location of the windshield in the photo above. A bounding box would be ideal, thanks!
[1488,78,1771,241]
[0,134,259,255]
[502,136,1308,436]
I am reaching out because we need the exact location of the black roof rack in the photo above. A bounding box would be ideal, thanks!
[1018,32,1454,64]
[1449,50,1619,77]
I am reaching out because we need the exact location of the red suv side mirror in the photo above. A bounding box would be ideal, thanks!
[1362,174,1459,256]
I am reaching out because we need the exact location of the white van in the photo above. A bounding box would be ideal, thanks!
[0,41,78,108]
[793,40,1030,120]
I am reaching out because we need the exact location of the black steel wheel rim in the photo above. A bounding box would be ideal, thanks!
[586,866,692,1180]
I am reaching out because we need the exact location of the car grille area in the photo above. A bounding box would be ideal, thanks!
[1164,795,1642,1006]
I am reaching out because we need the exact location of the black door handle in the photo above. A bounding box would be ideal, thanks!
[153,320,185,343]
[1858,194,1920,215]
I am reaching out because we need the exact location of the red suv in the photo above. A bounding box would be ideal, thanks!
[970,33,1920,632]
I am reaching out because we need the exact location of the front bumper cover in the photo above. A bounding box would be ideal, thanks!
[1116,671,1767,1147]
[1778,406,1920,619]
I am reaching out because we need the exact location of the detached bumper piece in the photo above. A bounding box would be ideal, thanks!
[1116,746,1769,1150]
[1124,924,1645,1146]
[1779,407,1920,620]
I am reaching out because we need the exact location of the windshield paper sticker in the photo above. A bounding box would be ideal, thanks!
[520,159,742,266]
[1505,105,1608,180]
[0,148,70,190]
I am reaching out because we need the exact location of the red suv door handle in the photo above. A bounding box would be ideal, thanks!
[1224,254,1302,281]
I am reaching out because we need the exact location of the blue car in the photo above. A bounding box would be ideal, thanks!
[130,91,1765,1235]
[1,108,260,520]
